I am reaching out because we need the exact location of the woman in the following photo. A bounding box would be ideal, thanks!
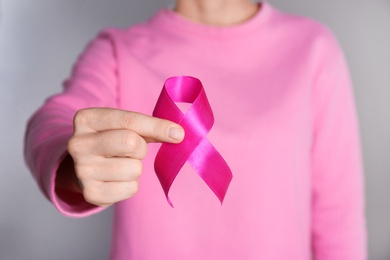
[25,0,367,259]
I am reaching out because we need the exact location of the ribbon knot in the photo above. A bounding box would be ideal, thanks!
[153,76,233,207]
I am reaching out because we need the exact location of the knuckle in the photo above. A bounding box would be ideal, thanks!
[139,144,148,159]
[83,186,100,205]
[121,131,139,151]
[67,136,83,156]
[121,113,137,129]
[73,108,90,128]
[132,161,143,178]
[125,181,139,198]
[152,121,163,139]
[68,133,97,158]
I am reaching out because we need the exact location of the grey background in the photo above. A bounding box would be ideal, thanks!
[1,0,389,259]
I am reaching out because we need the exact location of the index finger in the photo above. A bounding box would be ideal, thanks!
[73,108,185,143]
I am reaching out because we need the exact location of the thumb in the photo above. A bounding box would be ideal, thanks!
[145,124,185,143]
[74,108,185,143]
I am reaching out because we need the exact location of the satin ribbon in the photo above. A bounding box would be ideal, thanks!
[153,76,233,207]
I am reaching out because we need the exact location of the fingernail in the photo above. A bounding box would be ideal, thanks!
[169,127,184,141]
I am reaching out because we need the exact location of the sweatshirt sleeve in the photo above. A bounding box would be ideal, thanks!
[24,29,120,217]
[310,28,367,259]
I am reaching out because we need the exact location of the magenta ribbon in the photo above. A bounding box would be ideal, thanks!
[153,76,233,207]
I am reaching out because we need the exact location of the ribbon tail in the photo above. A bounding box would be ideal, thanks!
[154,143,188,207]
[188,138,233,204]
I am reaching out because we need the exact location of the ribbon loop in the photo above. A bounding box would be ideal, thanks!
[153,76,233,207]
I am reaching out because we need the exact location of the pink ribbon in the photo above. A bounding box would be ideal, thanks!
[153,76,233,207]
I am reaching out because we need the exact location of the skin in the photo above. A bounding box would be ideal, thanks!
[57,0,259,207]
[175,0,259,26]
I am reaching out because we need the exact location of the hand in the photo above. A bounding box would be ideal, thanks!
[64,107,184,207]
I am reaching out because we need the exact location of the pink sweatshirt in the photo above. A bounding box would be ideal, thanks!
[25,2,367,259]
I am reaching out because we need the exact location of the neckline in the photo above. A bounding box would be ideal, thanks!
[149,1,272,39]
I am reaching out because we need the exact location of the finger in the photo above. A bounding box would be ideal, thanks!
[68,130,147,159]
[82,180,139,207]
[67,130,147,161]
[76,157,142,182]
[93,129,148,159]
[73,108,184,143]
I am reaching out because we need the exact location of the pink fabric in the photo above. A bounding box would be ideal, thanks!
[24,2,367,259]
[153,76,233,206]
